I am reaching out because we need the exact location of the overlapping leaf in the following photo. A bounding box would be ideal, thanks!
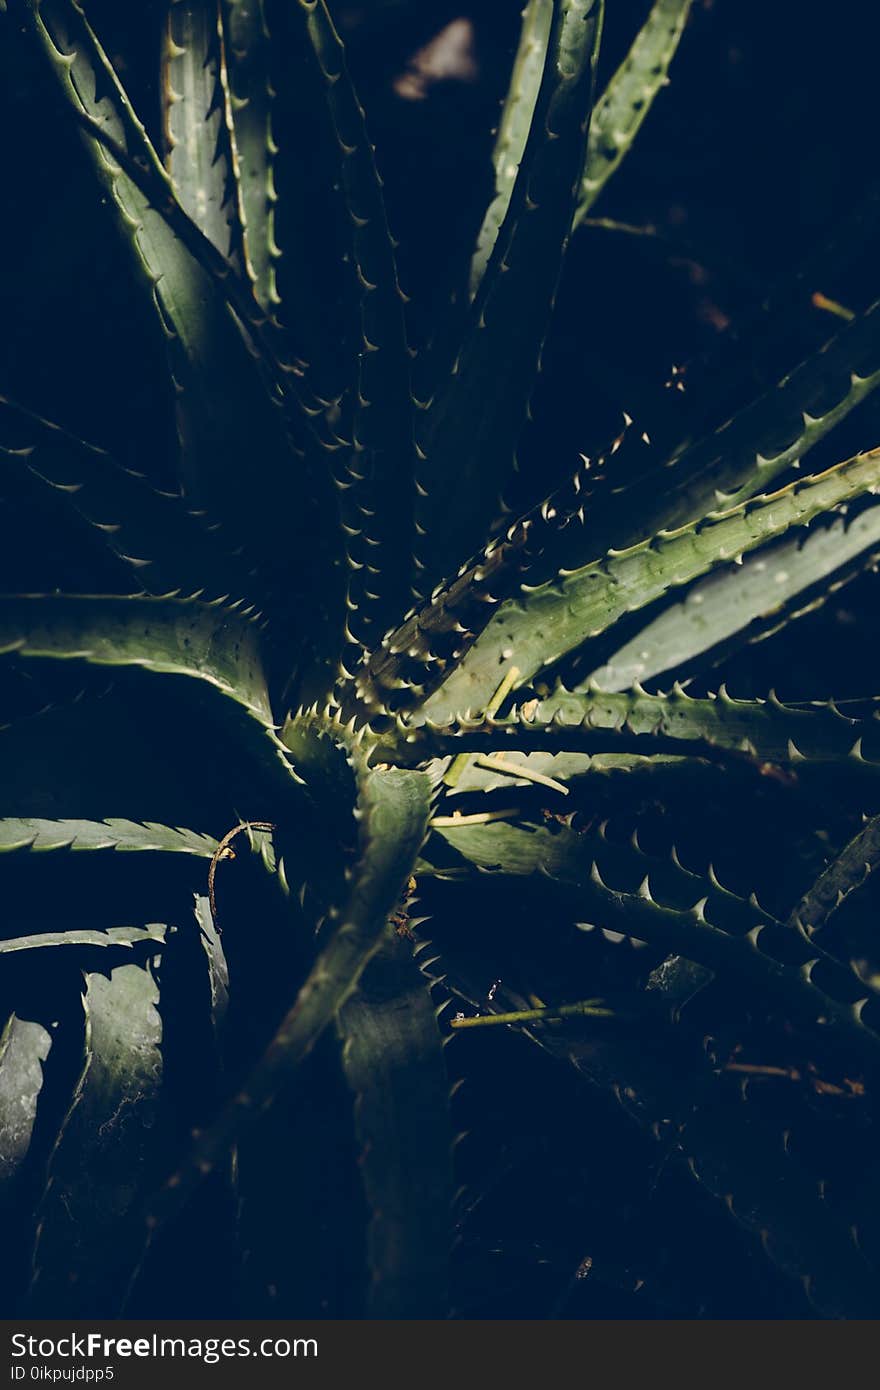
[422,448,880,719]
[415,0,605,593]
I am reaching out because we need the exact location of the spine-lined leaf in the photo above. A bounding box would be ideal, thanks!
[469,0,552,299]
[162,0,247,271]
[24,0,347,689]
[400,685,880,775]
[132,766,434,1272]
[584,500,880,690]
[0,593,268,712]
[788,814,880,938]
[0,593,305,783]
[570,298,880,573]
[285,0,416,666]
[574,0,692,224]
[414,0,604,594]
[221,0,279,309]
[422,448,880,719]
[0,818,218,857]
[424,816,880,1066]
[0,926,170,955]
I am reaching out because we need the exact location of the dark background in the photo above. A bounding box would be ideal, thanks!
[4,0,880,1318]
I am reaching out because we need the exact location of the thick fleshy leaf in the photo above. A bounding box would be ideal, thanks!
[584,500,880,690]
[438,748,695,800]
[277,1,415,663]
[469,0,552,299]
[0,818,217,859]
[221,0,279,310]
[0,925,170,955]
[788,814,880,939]
[415,0,604,593]
[162,0,247,270]
[0,1014,51,1187]
[362,309,880,712]
[401,686,880,778]
[27,960,170,1314]
[24,0,347,682]
[354,460,593,715]
[267,0,356,403]
[0,594,305,799]
[574,0,692,224]
[0,593,267,713]
[24,0,284,473]
[133,765,434,1270]
[424,816,880,1065]
[422,448,880,719]
[337,931,453,1317]
[193,894,230,1039]
[578,298,880,569]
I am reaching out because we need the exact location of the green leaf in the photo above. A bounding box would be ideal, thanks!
[788,814,880,938]
[25,0,274,425]
[162,0,247,270]
[0,591,268,718]
[0,594,305,796]
[405,685,880,776]
[24,0,347,681]
[280,0,415,661]
[584,500,880,690]
[27,960,170,1315]
[423,448,880,719]
[0,393,261,607]
[265,4,355,403]
[25,0,307,418]
[415,0,605,593]
[469,0,552,299]
[0,818,218,857]
[424,816,880,1065]
[581,298,880,566]
[412,927,878,1317]
[221,0,279,310]
[194,894,230,1038]
[437,748,699,801]
[0,925,170,954]
[0,1014,51,1187]
[574,0,692,225]
[354,463,591,715]
[132,766,434,1273]
[337,930,453,1317]
[276,706,365,917]
[361,322,880,712]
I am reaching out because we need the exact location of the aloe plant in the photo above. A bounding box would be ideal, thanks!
[4,0,880,1319]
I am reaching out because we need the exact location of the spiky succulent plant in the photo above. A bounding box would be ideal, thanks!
[5,0,880,1320]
